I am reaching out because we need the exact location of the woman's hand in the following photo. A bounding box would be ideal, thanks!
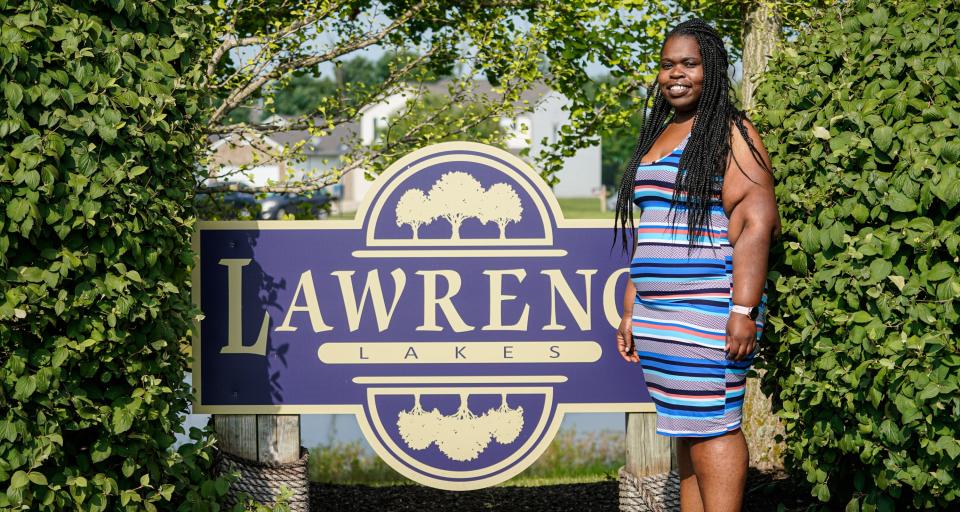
[725,313,756,361]
[617,313,640,363]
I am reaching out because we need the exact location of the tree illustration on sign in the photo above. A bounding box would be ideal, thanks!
[396,392,524,461]
[479,183,523,239]
[395,188,434,239]
[426,171,485,240]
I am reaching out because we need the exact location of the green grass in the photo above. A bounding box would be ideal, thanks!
[327,196,614,222]
[555,197,615,219]
[307,427,623,486]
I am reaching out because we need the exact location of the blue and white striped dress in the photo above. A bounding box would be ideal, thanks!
[631,135,765,437]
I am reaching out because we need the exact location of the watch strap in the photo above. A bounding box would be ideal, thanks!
[731,304,758,320]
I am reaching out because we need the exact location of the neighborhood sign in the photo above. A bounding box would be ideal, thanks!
[193,142,653,490]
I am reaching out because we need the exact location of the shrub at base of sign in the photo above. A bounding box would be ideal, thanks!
[398,393,524,462]
[0,1,231,510]
[756,1,960,509]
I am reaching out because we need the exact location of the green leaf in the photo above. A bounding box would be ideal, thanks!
[926,262,954,281]
[886,191,916,212]
[26,472,47,486]
[10,471,29,489]
[814,482,831,502]
[852,203,870,223]
[122,459,136,478]
[888,275,905,291]
[6,198,30,222]
[0,421,16,442]
[91,438,112,463]
[813,126,831,139]
[868,259,892,284]
[14,375,36,400]
[4,82,24,108]
[112,408,134,434]
[872,126,893,152]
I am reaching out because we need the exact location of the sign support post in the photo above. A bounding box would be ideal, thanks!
[213,414,307,510]
[625,412,675,477]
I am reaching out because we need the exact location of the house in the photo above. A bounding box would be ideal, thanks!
[206,81,602,211]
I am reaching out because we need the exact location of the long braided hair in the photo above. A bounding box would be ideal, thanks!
[613,18,769,253]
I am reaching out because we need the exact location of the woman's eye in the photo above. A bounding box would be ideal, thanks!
[661,62,672,69]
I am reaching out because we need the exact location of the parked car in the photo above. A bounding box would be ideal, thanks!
[195,181,260,220]
[259,190,332,220]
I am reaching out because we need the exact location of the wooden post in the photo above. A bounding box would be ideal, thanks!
[625,412,675,477]
[214,414,306,509]
[214,414,301,463]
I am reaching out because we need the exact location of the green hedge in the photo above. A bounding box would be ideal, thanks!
[756,1,960,509]
[0,1,226,510]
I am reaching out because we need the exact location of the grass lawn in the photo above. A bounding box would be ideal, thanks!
[308,428,623,487]
[555,197,615,220]
[328,196,615,221]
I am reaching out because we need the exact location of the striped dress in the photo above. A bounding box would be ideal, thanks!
[630,134,765,438]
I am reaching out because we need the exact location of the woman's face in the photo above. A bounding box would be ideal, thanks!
[657,35,704,114]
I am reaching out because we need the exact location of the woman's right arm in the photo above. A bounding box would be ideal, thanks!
[617,274,639,363]
[622,278,636,319]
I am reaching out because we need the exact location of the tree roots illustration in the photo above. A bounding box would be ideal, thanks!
[396,392,525,461]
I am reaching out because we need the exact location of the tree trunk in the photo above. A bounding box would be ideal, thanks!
[450,219,461,240]
[740,2,781,112]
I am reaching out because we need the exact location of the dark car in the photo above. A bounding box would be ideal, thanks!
[195,181,261,220]
[259,189,331,220]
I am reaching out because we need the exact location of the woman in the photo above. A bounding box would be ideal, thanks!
[613,19,780,512]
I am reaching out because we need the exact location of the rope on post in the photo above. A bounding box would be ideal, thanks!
[618,466,680,512]
[215,447,310,511]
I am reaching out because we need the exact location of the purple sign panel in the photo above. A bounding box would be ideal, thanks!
[192,142,653,490]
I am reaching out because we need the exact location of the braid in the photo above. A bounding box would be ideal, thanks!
[614,18,770,253]
[613,83,672,253]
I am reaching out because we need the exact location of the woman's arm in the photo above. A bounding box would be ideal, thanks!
[723,120,781,361]
[617,250,640,363]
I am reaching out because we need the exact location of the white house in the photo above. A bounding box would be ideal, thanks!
[207,81,602,211]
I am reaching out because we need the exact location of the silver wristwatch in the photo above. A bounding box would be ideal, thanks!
[731,304,759,320]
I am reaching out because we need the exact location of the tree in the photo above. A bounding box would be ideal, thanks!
[675,1,824,110]
[200,1,679,194]
[395,188,433,239]
[427,172,485,240]
[480,183,523,239]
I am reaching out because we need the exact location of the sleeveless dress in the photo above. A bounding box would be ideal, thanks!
[630,134,765,437]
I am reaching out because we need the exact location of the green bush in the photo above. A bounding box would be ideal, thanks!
[756,1,960,509]
[0,1,228,510]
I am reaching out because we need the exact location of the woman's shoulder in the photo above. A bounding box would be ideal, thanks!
[726,115,773,186]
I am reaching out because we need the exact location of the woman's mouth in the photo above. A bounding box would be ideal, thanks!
[666,83,691,97]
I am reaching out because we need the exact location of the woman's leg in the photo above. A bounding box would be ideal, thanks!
[677,437,704,512]
[688,429,748,512]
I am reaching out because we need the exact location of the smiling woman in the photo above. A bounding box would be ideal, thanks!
[611,18,781,512]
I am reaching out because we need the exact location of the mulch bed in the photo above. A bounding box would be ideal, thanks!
[310,468,816,512]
